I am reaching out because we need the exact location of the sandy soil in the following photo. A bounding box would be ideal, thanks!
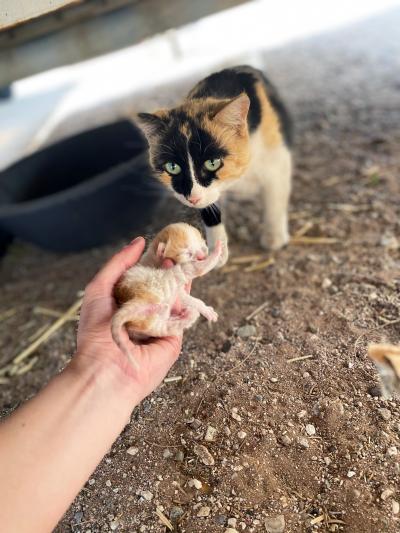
[1,8,399,533]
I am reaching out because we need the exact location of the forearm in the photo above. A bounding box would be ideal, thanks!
[0,357,138,533]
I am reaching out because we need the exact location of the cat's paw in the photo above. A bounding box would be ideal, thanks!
[203,306,218,322]
[216,241,229,268]
[260,230,290,251]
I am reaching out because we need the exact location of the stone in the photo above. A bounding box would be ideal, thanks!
[387,446,398,457]
[193,444,215,466]
[170,506,184,521]
[381,488,394,501]
[270,377,278,383]
[279,434,292,446]
[237,325,257,338]
[392,501,400,515]
[126,446,139,456]
[205,426,217,442]
[189,418,202,430]
[225,529,239,533]
[347,471,356,478]
[379,408,391,421]
[175,450,185,462]
[297,437,309,449]
[237,431,247,440]
[105,480,112,487]
[188,478,203,490]
[140,490,153,501]
[228,518,237,527]
[197,506,211,517]
[74,511,83,523]
[368,385,382,397]
[163,449,173,459]
[322,278,332,289]
[264,514,285,533]
[231,408,242,422]
[305,424,316,436]
[214,515,227,525]
[110,520,119,531]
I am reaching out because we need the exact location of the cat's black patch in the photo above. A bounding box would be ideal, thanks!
[201,204,221,227]
[189,65,293,146]
[188,125,228,188]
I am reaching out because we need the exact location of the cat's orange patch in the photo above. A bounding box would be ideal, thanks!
[151,222,203,262]
[114,280,159,306]
[255,82,283,147]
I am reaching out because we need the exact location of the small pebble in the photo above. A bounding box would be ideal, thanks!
[163,449,173,459]
[189,418,202,429]
[279,434,292,446]
[197,506,211,517]
[205,426,217,442]
[297,437,309,449]
[264,514,285,533]
[387,446,398,457]
[381,488,394,501]
[214,515,227,525]
[88,478,95,486]
[170,506,184,521]
[140,490,153,501]
[228,518,237,527]
[322,278,332,289]
[193,444,215,466]
[175,450,185,462]
[237,431,247,440]
[231,408,242,422]
[368,385,382,398]
[188,478,203,490]
[110,520,119,531]
[126,446,139,456]
[324,456,332,465]
[74,511,83,523]
[347,471,356,478]
[392,501,399,515]
[225,529,239,533]
[105,480,112,487]
[221,340,232,353]
[379,408,391,421]
[305,424,316,436]
[237,325,257,338]
[270,377,278,383]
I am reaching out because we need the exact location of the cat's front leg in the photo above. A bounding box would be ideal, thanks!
[201,204,229,267]
[259,145,292,250]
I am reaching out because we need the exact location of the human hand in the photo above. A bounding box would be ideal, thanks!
[74,237,182,403]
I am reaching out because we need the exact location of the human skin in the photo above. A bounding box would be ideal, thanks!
[0,237,183,533]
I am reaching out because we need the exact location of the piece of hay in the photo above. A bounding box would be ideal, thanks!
[13,298,83,366]
[244,257,275,272]
[290,236,339,245]
[0,308,17,323]
[155,508,174,531]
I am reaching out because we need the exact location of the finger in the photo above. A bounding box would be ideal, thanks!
[162,258,175,269]
[89,237,145,294]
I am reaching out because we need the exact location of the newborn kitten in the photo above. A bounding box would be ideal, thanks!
[112,223,221,367]
[368,344,400,398]
[137,65,293,266]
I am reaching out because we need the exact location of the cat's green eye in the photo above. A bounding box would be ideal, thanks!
[204,158,222,171]
[164,161,182,175]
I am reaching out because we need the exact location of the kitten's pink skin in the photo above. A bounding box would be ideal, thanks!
[111,227,221,366]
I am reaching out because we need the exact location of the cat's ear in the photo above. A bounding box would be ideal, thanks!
[136,112,165,140]
[212,93,250,129]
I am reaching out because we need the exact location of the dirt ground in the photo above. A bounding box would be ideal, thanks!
[1,8,400,533]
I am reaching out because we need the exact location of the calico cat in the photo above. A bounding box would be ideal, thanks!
[137,65,293,266]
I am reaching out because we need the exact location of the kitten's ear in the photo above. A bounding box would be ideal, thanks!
[136,112,165,140]
[156,242,166,258]
[213,93,250,129]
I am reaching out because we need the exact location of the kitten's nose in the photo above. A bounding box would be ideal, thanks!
[188,195,201,205]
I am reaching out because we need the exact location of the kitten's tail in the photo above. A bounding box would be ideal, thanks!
[111,302,153,369]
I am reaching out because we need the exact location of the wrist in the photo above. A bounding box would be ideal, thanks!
[68,353,141,411]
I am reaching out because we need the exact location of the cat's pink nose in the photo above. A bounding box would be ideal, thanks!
[188,196,201,205]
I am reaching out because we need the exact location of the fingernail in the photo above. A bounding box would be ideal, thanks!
[130,236,143,244]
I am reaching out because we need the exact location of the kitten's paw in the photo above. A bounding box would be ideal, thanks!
[203,306,218,322]
[260,231,290,251]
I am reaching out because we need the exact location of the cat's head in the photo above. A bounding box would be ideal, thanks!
[137,93,250,209]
